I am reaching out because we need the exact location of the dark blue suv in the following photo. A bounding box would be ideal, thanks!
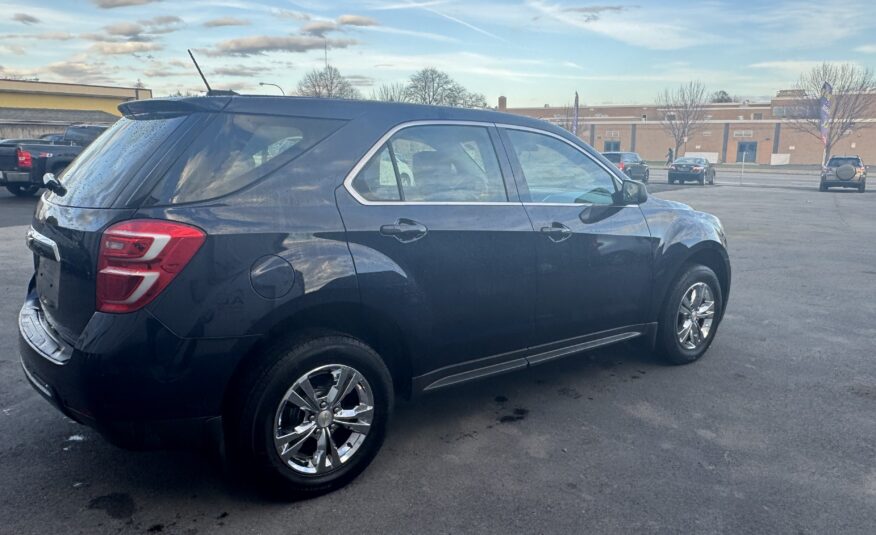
[19,96,730,495]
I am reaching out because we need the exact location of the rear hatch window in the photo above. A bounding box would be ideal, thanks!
[828,157,861,167]
[48,114,189,208]
[603,153,621,163]
[145,113,344,205]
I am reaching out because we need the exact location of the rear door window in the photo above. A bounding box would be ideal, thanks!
[149,113,344,204]
[350,124,508,203]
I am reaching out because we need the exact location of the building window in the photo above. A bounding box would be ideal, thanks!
[605,130,620,139]
[665,113,677,121]
[752,112,764,120]
[641,114,647,121]
[733,130,753,138]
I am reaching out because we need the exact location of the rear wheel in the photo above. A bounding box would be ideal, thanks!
[225,334,393,497]
[859,180,866,193]
[819,180,828,192]
[5,184,40,197]
[656,265,723,365]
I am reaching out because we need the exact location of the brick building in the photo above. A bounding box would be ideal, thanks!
[499,92,874,165]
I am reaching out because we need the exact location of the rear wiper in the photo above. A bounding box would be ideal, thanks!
[42,173,67,196]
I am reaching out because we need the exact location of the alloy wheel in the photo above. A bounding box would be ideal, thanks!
[676,282,716,350]
[274,364,374,475]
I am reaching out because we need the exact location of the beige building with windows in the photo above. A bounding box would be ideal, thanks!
[0,79,151,139]
[499,92,874,165]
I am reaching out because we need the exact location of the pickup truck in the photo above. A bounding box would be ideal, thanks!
[0,124,107,196]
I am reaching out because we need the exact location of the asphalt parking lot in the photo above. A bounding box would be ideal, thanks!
[1,172,874,534]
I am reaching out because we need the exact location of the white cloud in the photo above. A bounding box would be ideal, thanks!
[90,41,163,55]
[855,44,876,54]
[527,0,702,50]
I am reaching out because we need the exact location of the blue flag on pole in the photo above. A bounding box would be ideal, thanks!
[572,91,579,136]
[819,81,832,146]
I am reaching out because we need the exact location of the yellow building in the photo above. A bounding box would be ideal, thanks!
[0,79,152,116]
[0,79,151,139]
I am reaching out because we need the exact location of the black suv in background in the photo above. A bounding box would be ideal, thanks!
[820,155,866,192]
[602,151,650,182]
[20,96,730,496]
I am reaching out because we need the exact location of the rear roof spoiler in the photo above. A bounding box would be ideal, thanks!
[118,97,231,118]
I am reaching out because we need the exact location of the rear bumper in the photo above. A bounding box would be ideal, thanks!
[821,177,864,188]
[0,170,33,185]
[18,289,249,449]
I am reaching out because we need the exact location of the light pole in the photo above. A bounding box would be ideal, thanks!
[259,82,285,95]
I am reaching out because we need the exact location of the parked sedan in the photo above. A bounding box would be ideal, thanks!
[20,96,730,496]
[669,157,715,185]
[602,151,650,182]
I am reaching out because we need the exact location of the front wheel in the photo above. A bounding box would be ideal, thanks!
[859,180,866,193]
[656,265,723,365]
[5,184,40,197]
[225,334,393,497]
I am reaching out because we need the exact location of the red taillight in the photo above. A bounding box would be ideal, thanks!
[618,161,625,171]
[96,219,205,313]
[16,148,32,169]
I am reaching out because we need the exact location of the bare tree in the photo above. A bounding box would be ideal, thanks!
[656,81,708,158]
[549,104,576,132]
[296,65,361,99]
[370,82,410,103]
[786,62,876,164]
[405,67,487,108]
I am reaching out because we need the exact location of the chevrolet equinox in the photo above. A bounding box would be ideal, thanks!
[19,96,730,495]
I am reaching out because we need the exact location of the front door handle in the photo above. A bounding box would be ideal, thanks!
[380,218,428,243]
[540,222,572,243]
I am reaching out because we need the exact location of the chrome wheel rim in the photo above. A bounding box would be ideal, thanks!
[274,364,374,475]
[677,282,716,350]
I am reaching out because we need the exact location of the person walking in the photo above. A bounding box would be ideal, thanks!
[666,147,674,166]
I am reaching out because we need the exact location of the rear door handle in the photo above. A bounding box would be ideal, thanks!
[380,218,428,243]
[540,222,572,243]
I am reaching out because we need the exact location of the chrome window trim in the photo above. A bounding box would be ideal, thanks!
[342,119,634,208]
[342,120,519,207]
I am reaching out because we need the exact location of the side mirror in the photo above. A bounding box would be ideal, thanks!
[614,179,647,205]
[42,173,67,197]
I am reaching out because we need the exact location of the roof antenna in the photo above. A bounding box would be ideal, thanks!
[186,49,237,96]
[188,49,211,93]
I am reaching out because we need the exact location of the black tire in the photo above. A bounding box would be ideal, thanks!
[859,180,866,193]
[655,264,723,365]
[5,184,40,197]
[225,334,393,497]
[668,177,674,184]
[709,173,715,185]
[819,181,828,192]
[698,175,705,185]
[644,170,650,183]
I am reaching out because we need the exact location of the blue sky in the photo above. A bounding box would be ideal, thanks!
[1,0,875,106]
